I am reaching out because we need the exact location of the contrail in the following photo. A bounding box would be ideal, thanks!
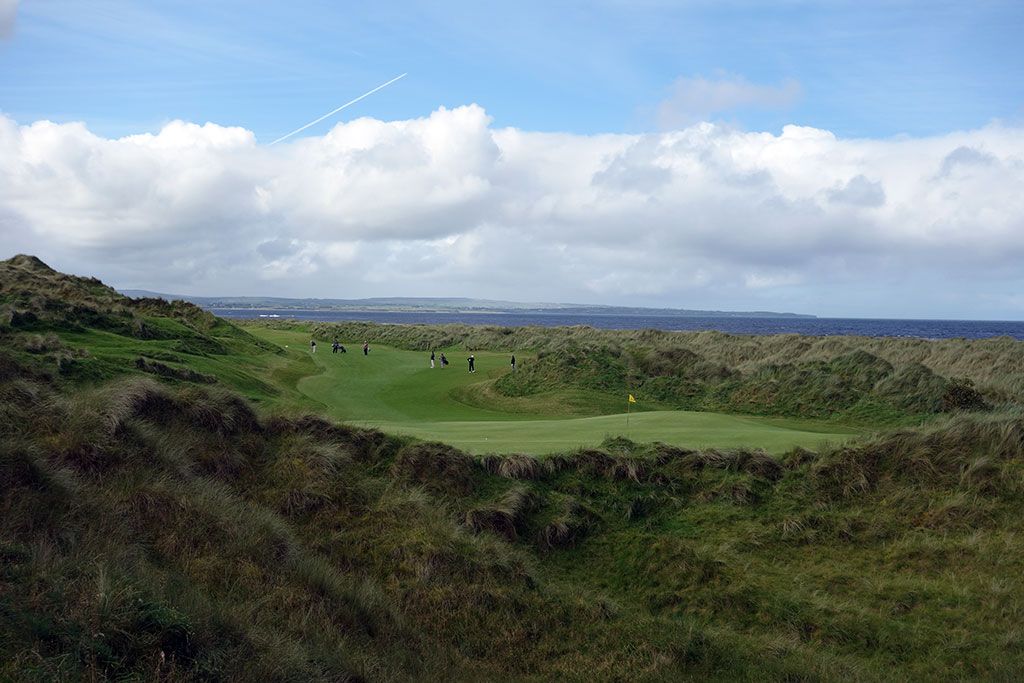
[268,72,407,145]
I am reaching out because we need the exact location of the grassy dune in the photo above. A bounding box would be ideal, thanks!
[3,368,1023,680]
[3,255,1024,680]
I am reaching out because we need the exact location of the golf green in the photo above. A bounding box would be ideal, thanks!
[250,327,861,454]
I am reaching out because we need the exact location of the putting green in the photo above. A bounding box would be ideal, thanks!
[250,327,861,454]
[368,411,857,455]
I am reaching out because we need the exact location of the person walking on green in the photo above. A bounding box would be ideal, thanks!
[430,350,436,368]
[468,355,475,373]
[510,354,516,371]
[363,342,369,356]
[310,339,317,353]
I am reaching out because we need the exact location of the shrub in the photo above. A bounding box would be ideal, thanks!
[941,377,989,412]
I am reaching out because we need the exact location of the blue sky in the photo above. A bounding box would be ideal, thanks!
[5,0,1022,140]
[1,1,1023,318]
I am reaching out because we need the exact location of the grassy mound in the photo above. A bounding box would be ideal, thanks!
[0,255,284,401]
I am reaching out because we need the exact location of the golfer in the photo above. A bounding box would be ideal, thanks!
[468,355,475,373]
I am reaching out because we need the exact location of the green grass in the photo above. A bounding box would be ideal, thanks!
[4,256,1024,680]
[370,412,857,456]
[301,319,1013,422]
[53,327,290,403]
[250,327,860,454]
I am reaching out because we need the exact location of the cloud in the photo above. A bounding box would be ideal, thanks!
[745,271,803,289]
[1,107,1023,316]
[657,74,802,129]
[0,0,17,39]
[827,175,886,207]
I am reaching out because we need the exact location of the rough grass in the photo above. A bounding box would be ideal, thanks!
[3,256,1024,679]
[4,346,1024,679]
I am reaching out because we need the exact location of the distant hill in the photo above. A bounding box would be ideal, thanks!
[0,254,277,387]
[118,290,816,318]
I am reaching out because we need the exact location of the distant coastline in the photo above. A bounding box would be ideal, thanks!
[118,290,816,319]
[209,308,1024,340]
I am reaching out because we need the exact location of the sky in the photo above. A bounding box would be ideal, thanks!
[1,0,1023,318]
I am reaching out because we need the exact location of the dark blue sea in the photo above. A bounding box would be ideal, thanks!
[210,309,1024,340]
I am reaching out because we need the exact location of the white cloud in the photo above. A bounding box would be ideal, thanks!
[657,74,802,129]
[0,0,16,40]
[1,107,1023,316]
[745,271,803,290]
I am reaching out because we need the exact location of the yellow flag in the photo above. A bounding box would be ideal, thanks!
[628,394,636,404]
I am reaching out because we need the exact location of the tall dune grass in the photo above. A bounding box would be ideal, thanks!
[4,256,1024,678]
[3,352,1024,679]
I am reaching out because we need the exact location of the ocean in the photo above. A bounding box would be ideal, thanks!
[209,309,1024,340]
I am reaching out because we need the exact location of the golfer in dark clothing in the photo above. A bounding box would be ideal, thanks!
[468,355,475,373]
[510,354,516,371]
[430,350,436,368]
[440,353,448,367]
[363,342,369,356]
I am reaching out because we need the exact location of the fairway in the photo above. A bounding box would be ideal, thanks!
[250,327,861,454]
